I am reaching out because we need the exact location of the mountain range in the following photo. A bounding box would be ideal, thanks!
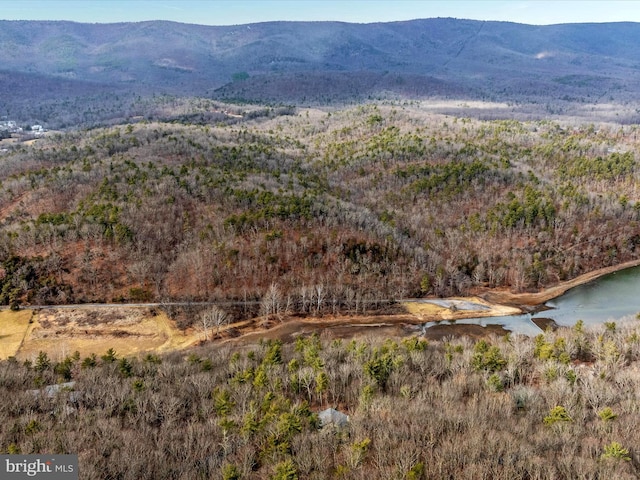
[2,18,640,115]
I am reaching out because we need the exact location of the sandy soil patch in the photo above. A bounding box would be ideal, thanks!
[0,310,33,358]
[14,306,199,361]
[403,296,521,320]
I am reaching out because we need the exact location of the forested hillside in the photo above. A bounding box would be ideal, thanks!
[1,100,639,321]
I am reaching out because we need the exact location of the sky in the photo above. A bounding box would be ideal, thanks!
[2,0,640,26]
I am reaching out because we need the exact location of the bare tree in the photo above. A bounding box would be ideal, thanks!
[314,283,326,315]
[260,283,282,318]
[199,305,229,341]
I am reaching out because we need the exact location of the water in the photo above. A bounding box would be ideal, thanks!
[422,315,544,336]
[423,265,640,336]
[544,267,640,326]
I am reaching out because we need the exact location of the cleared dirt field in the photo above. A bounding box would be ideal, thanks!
[1,302,501,360]
[0,310,33,359]
[2,306,200,361]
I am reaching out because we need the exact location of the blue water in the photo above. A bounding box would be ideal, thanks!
[423,265,640,335]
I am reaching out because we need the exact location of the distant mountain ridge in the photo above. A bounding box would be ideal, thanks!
[2,18,640,105]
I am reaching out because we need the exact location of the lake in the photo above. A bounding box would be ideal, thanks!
[423,265,640,336]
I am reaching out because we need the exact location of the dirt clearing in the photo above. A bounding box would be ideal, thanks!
[403,296,521,320]
[0,310,33,358]
[5,306,200,361]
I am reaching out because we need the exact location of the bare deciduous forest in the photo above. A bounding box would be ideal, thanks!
[2,100,640,324]
[3,324,640,478]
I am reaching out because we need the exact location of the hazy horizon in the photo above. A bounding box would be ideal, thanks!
[3,1,640,27]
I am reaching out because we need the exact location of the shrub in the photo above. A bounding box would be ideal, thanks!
[406,462,425,480]
[34,351,51,373]
[143,354,161,364]
[272,459,298,480]
[402,337,427,352]
[543,406,572,426]
[487,373,504,392]
[601,441,630,461]
[25,419,41,435]
[7,444,20,454]
[81,354,97,368]
[534,336,570,363]
[131,379,145,392]
[101,348,118,363]
[222,464,241,480]
[214,389,235,417]
[349,438,371,468]
[471,340,506,372]
[264,340,283,365]
[200,358,213,371]
[118,357,133,378]
[364,352,394,389]
[186,353,200,365]
[598,407,618,422]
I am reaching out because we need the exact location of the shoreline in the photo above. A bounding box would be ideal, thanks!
[478,258,640,307]
[222,258,640,343]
